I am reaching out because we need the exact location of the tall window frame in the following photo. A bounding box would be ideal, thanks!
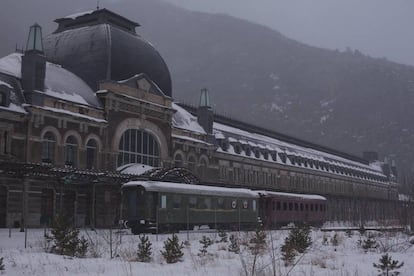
[187,155,196,172]
[86,139,98,169]
[117,129,160,167]
[64,135,78,166]
[42,131,56,164]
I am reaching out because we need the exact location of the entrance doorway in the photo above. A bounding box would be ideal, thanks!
[40,189,54,226]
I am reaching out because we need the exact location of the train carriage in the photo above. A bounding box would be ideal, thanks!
[257,190,327,228]
[121,181,260,234]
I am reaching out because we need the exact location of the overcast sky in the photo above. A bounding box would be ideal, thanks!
[164,0,414,66]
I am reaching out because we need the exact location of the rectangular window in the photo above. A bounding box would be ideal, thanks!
[173,195,181,209]
[289,202,293,211]
[294,203,298,211]
[252,200,256,211]
[189,196,196,208]
[161,195,167,209]
[283,202,287,211]
[276,201,281,210]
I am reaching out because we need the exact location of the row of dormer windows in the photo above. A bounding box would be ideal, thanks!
[219,140,387,183]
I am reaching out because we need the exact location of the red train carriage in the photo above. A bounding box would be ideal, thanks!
[257,191,327,228]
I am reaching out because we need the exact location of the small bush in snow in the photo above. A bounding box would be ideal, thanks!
[218,229,228,243]
[160,233,184,264]
[359,225,366,235]
[346,229,353,237]
[359,233,377,252]
[198,236,213,256]
[373,253,404,276]
[0,257,5,271]
[250,224,266,245]
[44,212,88,257]
[331,233,339,246]
[228,234,240,254]
[137,234,152,262]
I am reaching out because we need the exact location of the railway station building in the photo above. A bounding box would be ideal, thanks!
[0,8,404,229]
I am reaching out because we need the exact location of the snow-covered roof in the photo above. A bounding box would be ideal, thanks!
[123,180,259,198]
[0,53,101,108]
[0,102,26,114]
[32,106,106,123]
[117,163,153,175]
[172,134,212,146]
[213,121,387,180]
[255,190,326,201]
[172,102,206,134]
[64,10,95,19]
[0,79,12,88]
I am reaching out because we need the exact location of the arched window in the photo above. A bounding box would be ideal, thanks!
[117,129,160,167]
[174,153,183,167]
[188,156,196,172]
[86,139,98,169]
[42,132,56,164]
[198,158,208,179]
[64,135,78,166]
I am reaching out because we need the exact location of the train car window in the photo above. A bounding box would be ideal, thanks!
[189,196,196,208]
[315,204,318,211]
[252,200,256,211]
[265,200,269,209]
[289,202,293,211]
[305,204,308,211]
[320,204,324,212]
[300,203,304,211]
[161,195,167,209]
[294,203,298,211]
[173,195,181,209]
[310,204,314,211]
[204,198,212,209]
[283,202,287,210]
[272,201,275,211]
[217,198,225,209]
[276,201,281,210]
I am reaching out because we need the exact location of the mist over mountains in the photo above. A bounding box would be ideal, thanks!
[2,0,414,173]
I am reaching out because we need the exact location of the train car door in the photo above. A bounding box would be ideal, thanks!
[0,186,7,227]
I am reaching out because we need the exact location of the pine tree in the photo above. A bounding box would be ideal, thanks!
[228,234,240,254]
[137,234,152,262]
[281,243,296,266]
[0,257,5,271]
[160,234,184,263]
[284,225,312,254]
[373,254,404,276]
[198,236,213,256]
[44,212,88,257]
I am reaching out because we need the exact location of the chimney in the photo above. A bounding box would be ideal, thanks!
[197,88,214,134]
[21,23,46,105]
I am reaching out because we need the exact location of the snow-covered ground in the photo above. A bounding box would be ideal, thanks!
[1,227,413,275]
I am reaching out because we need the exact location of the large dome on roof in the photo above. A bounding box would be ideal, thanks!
[43,9,172,97]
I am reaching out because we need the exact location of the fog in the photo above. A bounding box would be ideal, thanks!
[1,0,413,66]
[164,0,414,66]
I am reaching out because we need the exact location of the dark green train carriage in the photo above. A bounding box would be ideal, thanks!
[121,181,260,234]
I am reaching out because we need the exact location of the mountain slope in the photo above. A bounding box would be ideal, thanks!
[2,0,414,171]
